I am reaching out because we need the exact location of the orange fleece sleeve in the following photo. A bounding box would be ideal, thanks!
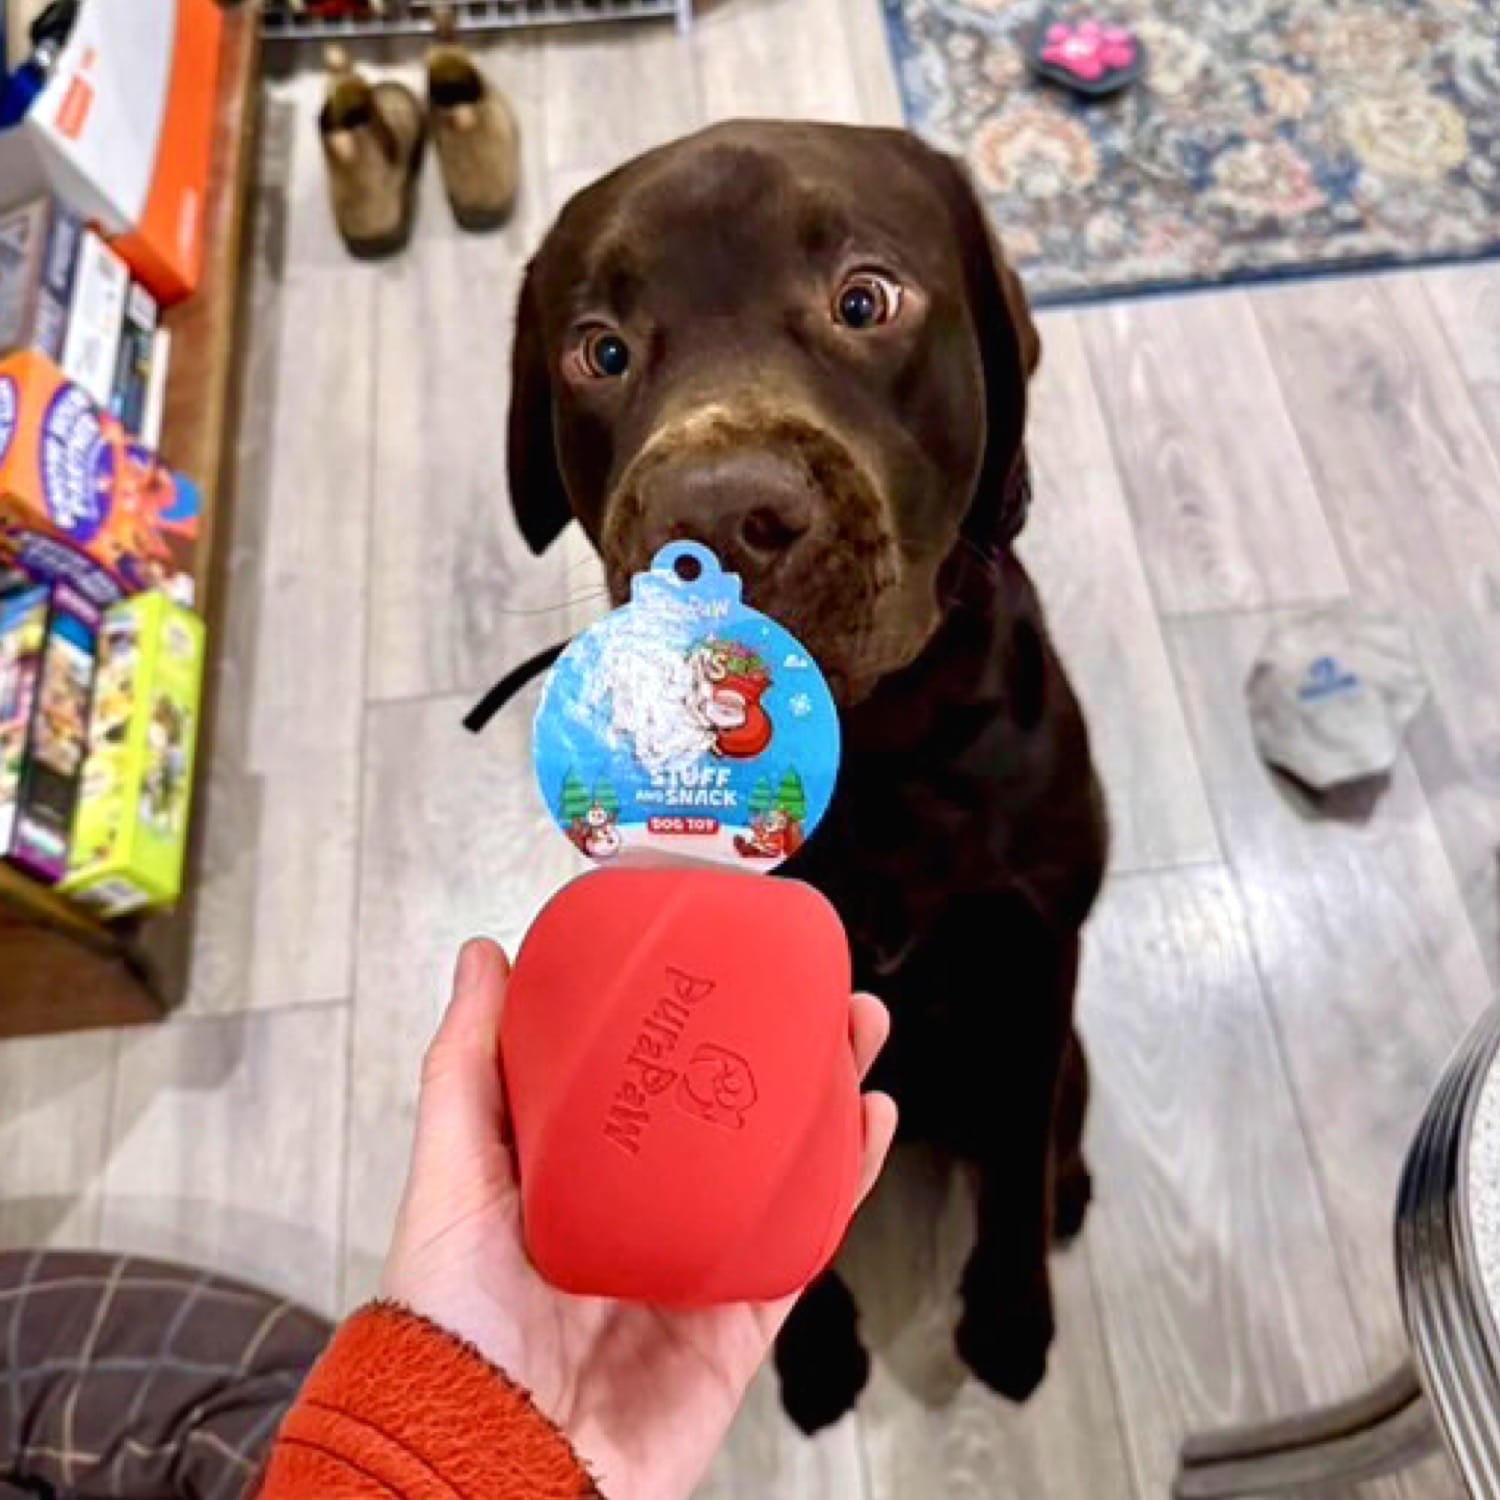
[257,1302,599,1499]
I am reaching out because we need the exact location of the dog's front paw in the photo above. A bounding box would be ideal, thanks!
[1054,1163,1093,1244]
[775,1328,870,1434]
[956,1292,1054,1403]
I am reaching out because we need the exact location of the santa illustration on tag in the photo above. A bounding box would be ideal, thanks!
[687,639,773,759]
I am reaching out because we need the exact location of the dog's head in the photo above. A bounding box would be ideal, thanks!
[508,121,1038,702]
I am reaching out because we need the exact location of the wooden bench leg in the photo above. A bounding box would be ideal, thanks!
[1173,1361,1440,1498]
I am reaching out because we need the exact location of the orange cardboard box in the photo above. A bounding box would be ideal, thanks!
[0,351,200,608]
[0,0,223,305]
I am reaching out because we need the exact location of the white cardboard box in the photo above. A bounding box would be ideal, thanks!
[58,228,126,407]
[0,0,222,303]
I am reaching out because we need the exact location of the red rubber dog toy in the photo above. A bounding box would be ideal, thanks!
[502,863,862,1306]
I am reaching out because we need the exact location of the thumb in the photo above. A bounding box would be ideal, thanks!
[407,939,516,1193]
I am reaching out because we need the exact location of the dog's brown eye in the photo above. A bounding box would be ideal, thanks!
[834,273,901,330]
[580,329,631,379]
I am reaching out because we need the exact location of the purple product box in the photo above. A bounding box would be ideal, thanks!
[0,580,99,882]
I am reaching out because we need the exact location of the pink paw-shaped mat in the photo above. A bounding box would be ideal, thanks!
[1029,16,1145,96]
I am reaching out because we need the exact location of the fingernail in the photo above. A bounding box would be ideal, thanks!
[456,940,485,991]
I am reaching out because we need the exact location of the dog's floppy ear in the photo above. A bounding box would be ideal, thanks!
[507,263,573,555]
[928,150,1040,548]
[998,255,1040,383]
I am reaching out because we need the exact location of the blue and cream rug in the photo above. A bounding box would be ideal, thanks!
[883,0,1500,300]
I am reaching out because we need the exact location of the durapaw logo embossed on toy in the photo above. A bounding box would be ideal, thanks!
[676,1045,759,1131]
[602,965,718,1157]
[0,377,17,468]
[534,542,841,870]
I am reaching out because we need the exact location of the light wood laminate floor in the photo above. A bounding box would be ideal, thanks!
[3,3,1498,1493]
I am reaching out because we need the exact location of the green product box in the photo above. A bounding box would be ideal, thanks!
[62,590,204,917]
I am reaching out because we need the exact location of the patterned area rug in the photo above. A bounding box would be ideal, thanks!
[882,0,1500,301]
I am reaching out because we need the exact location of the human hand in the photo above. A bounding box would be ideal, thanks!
[382,938,898,1500]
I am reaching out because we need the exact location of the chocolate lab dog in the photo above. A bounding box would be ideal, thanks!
[506,120,1107,1431]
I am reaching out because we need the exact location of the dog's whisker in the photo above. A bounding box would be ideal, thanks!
[490,589,609,618]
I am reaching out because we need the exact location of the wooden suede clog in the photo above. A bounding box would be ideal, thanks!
[427,8,520,231]
[319,46,425,260]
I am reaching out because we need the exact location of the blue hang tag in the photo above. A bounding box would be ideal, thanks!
[533,542,841,870]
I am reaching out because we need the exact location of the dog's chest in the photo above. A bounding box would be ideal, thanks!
[785,755,1001,961]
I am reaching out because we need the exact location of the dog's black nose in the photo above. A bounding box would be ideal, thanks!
[640,450,814,576]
